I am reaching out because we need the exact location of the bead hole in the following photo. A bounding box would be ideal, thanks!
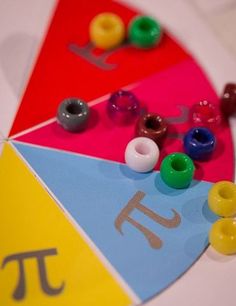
[171,157,187,172]
[138,20,152,32]
[101,19,114,31]
[221,222,236,236]
[111,91,138,111]
[66,102,83,115]
[135,142,150,155]
[115,97,134,110]
[193,130,209,143]
[145,117,160,130]
[196,101,215,118]
[201,107,214,118]
[219,186,234,199]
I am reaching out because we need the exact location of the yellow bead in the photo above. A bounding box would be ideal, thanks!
[208,181,236,217]
[89,13,125,50]
[209,218,236,255]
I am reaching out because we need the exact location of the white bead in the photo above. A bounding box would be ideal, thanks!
[125,137,159,172]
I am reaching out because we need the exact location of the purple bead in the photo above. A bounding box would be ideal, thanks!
[107,90,140,125]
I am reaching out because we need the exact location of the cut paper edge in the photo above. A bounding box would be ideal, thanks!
[10,141,141,305]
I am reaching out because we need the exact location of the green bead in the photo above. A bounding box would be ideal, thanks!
[128,16,162,48]
[160,153,195,189]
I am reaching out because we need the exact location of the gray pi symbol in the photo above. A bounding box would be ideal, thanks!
[2,248,65,300]
[68,41,129,71]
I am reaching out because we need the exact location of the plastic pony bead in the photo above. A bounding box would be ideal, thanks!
[209,218,236,255]
[189,100,221,130]
[107,90,140,125]
[128,15,162,48]
[135,113,168,146]
[160,153,195,189]
[183,127,216,161]
[89,12,125,50]
[208,181,236,217]
[125,137,159,172]
[57,98,90,132]
[220,83,236,118]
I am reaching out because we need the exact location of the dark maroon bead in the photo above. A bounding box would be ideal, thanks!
[135,113,168,146]
[220,83,236,118]
[189,100,221,130]
[107,90,140,125]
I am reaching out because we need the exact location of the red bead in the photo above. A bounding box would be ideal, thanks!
[189,100,221,130]
[135,113,168,146]
[220,83,236,118]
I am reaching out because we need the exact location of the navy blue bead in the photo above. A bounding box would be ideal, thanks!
[183,127,216,161]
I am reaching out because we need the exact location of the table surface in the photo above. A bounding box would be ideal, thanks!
[0,1,236,305]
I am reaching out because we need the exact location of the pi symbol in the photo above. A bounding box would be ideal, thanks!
[68,41,129,71]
